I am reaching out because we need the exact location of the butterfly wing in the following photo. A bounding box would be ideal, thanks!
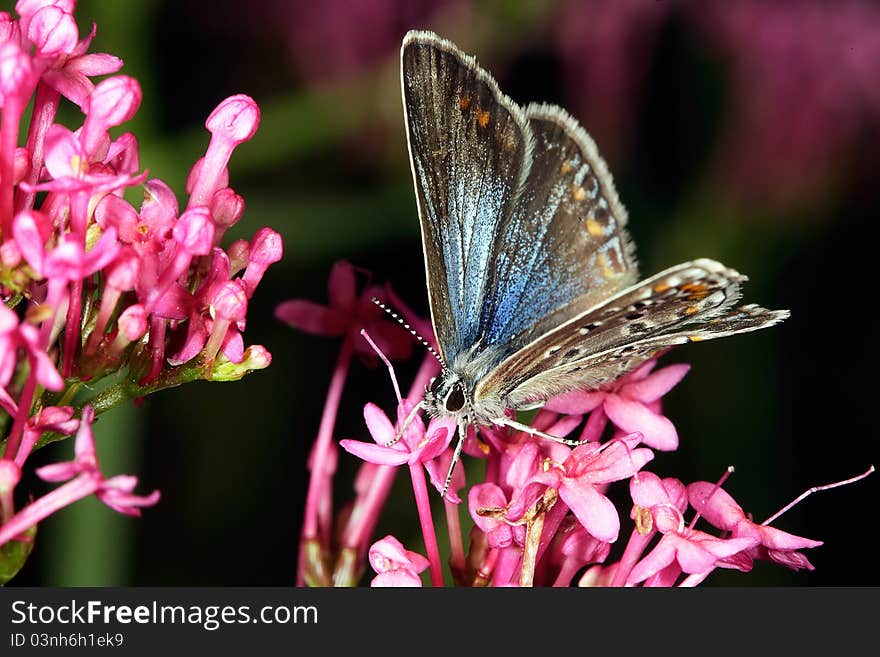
[475,259,789,409]
[478,103,638,352]
[401,31,532,362]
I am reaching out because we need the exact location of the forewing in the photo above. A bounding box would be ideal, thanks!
[474,259,789,407]
[401,31,532,362]
[478,103,638,353]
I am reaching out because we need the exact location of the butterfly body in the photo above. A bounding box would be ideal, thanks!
[400,31,788,493]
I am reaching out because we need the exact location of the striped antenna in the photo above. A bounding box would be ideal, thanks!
[371,297,443,364]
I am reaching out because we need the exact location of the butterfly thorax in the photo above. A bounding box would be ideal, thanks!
[424,346,510,425]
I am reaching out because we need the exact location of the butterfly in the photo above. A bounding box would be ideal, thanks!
[399,30,788,495]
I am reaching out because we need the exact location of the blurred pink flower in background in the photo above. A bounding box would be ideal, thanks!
[555,0,671,160]
[697,0,880,208]
[555,0,880,210]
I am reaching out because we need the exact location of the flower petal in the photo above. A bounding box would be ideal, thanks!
[755,524,823,552]
[327,260,356,309]
[629,471,668,507]
[545,389,605,414]
[627,537,677,584]
[274,300,347,336]
[371,570,423,587]
[468,483,508,533]
[621,363,690,403]
[425,448,465,503]
[339,439,409,466]
[368,535,428,574]
[412,423,452,464]
[604,395,678,450]
[363,403,396,446]
[559,478,620,543]
[687,481,744,531]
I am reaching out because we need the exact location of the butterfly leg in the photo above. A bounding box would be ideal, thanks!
[382,401,426,447]
[491,416,589,447]
[440,419,471,498]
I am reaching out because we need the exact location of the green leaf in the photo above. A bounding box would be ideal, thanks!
[0,525,37,585]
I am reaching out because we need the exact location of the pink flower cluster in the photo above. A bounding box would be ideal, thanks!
[282,262,870,587]
[0,0,280,581]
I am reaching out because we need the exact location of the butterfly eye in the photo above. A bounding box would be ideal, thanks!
[445,384,466,413]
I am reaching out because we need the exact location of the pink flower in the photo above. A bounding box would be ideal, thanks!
[468,483,524,549]
[22,124,144,197]
[626,476,758,585]
[630,471,689,518]
[142,206,214,313]
[275,260,413,362]
[555,0,671,158]
[532,434,654,543]
[424,445,466,504]
[15,405,78,466]
[545,359,689,450]
[0,302,62,392]
[369,535,430,587]
[240,227,282,298]
[340,400,454,469]
[688,481,824,572]
[698,0,880,208]
[0,39,34,107]
[0,407,159,548]
[0,3,276,578]
[23,2,77,57]
[80,75,141,154]
[28,15,122,109]
[187,94,260,209]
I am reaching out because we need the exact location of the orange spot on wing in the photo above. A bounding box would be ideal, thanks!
[681,282,710,300]
[585,216,604,237]
[653,283,671,293]
[572,185,587,201]
[459,94,471,110]
[685,305,699,316]
[476,108,490,128]
[596,253,617,279]
[561,161,573,174]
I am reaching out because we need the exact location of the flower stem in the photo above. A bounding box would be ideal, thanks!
[610,528,653,587]
[301,333,353,540]
[445,498,465,581]
[15,82,59,214]
[473,547,498,586]
[679,572,709,587]
[0,474,98,548]
[0,97,23,237]
[341,464,396,553]
[493,546,521,586]
[297,334,354,586]
[3,375,38,461]
[552,560,581,587]
[408,461,443,586]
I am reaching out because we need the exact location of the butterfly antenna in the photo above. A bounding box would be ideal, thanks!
[371,297,442,364]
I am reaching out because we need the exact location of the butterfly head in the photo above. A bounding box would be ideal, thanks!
[424,372,471,422]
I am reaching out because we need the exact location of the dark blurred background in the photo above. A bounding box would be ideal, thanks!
[9,0,878,586]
